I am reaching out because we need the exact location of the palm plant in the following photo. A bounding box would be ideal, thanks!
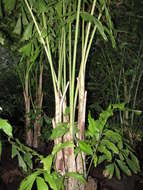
[22,0,115,189]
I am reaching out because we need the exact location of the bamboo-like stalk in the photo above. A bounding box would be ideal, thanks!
[70,0,81,137]
[24,0,111,189]
[33,64,43,148]
[24,60,33,146]
[24,0,57,95]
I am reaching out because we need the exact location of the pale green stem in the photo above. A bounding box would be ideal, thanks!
[80,0,97,74]
[58,31,64,88]
[84,12,102,69]
[73,0,98,122]
[63,0,66,91]
[70,0,81,136]
[68,5,72,127]
[63,29,66,91]
[82,4,85,52]
[24,0,57,95]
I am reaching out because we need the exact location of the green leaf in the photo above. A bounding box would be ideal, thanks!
[36,0,48,13]
[36,177,49,190]
[117,140,123,150]
[19,171,40,190]
[12,144,18,158]
[55,1,62,17]
[0,34,4,45]
[81,12,108,41]
[65,172,86,184]
[18,153,27,172]
[64,107,70,116]
[22,23,33,41]
[116,160,131,176]
[19,42,32,56]
[114,163,121,180]
[94,155,98,168]
[50,123,68,140]
[4,0,16,13]
[98,145,112,161]
[125,157,138,174]
[13,16,22,35]
[101,139,119,154]
[88,112,98,137]
[22,8,29,26]
[119,153,124,161]
[24,153,33,169]
[79,141,93,155]
[112,103,125,111]
[104,130,122,144]
[130,152,140,172]
[105,6,113,29]
[64,13,77,25]
[0,119,13,137]
[44,172,58,190]
[0,0,3,17]
[41,28,47,38]
[52,141,74,156]
[41,155,53,173]
[29,0,35,7]
[98,155,107,165]
[51,173,64,190]
[104,163,114,179]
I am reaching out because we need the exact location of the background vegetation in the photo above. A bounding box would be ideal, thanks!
[0,0,143,190]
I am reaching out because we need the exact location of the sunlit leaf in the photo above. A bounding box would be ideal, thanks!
[36,177,49,190]
[19,171,40,190]
[79,141,93,155]
[112,103,125,110]
[94,155,98,168]
[44,172,58,190]
[88,112,99,137]
[52,141,74,155]
[41,155,53,173]
[0,119,13,137]
[50,123,68,140]
[19,42,32,56]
